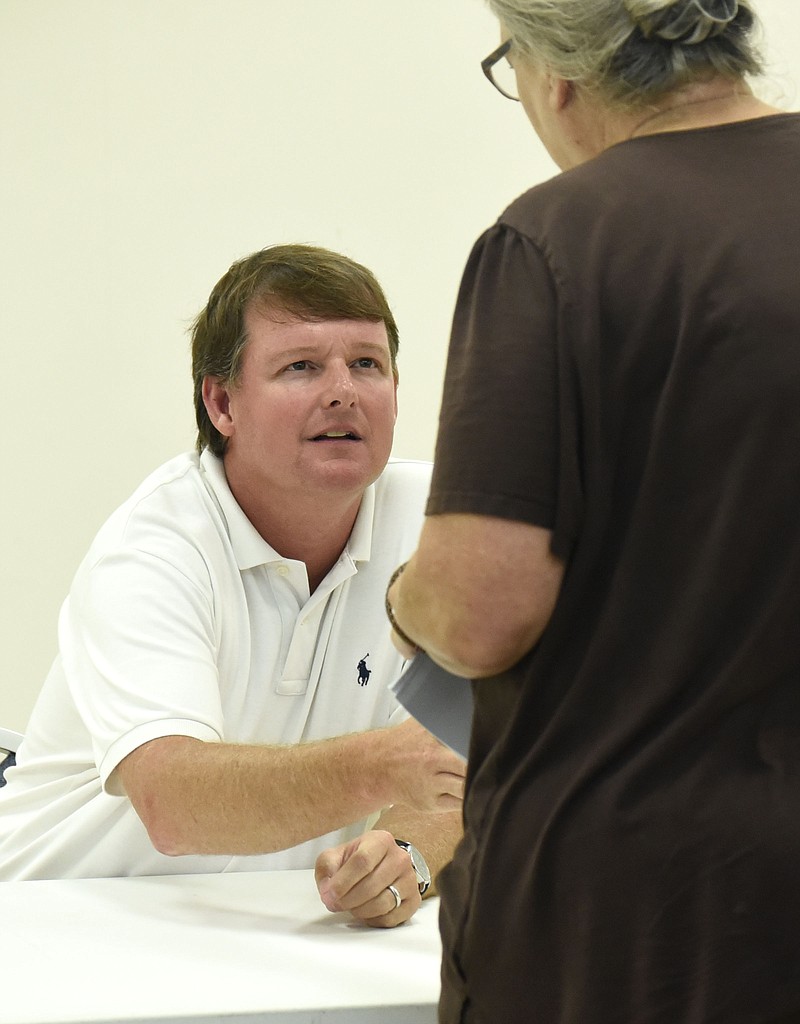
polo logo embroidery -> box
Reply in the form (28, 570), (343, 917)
(357, 654), (371, 687)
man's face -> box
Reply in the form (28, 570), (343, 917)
(218, 305), (398, 505)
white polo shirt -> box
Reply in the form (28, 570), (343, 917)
(0, 451), (431, 880)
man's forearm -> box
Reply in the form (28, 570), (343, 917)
(117, 717), (463, 858)
(117, 730), (400, 857)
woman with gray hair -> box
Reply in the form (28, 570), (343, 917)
(387, 1), (800, 1021)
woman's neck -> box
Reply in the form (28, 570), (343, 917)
(626, 79), (781, 139)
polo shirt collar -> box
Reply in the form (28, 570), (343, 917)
(347, 482), (374, 563)
(199, 448), (376, 571)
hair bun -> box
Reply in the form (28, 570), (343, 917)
(628, 0), (739, 45)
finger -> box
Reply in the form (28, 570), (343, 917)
(353, 885), (422, 928)
(314, 846), (347, 885)
(440, 767), (467, 787)
(434, 792), (465, 811)
(423, 771), (465, 811)
(318, 833), (396, 909)
(436, 749), (468, 772)
(316, 840), (361, 911)
(326, 846), (410, 912)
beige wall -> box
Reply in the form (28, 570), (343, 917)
(1, 0), (798, 732)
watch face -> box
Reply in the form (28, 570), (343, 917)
(397, 840), (431, 892)
(409, 847), (431, 885)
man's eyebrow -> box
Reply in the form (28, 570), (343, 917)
(349, 342), (391, 356)
(272, 341), (390, 362)
(273, 349), (314, 361)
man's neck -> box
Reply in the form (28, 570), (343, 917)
(263, 503), (361, 594)
(225, 469), (363, 593)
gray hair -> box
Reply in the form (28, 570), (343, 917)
(486, 0), (763, 107)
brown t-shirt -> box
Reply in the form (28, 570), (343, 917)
(430, 114), (800, 1024)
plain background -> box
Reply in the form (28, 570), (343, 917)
(2, 0), (799, 732)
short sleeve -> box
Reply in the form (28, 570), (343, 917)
(427, 223), (559, 529)
(60, 546), (224, 790)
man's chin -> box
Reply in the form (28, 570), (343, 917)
(306, 454), (379, 490)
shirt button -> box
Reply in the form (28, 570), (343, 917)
(277, 565), (290, 577)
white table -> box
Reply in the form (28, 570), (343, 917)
(2, 869), (442, 1024)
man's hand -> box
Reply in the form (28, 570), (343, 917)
(315, 830), (421, 928)
(387, 718), (465, 812)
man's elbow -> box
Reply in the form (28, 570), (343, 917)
(440, 616), (546, 679)
(134, 793), (196, 857)
(147, 824), (194, 858)
(116, 737), (205, 857)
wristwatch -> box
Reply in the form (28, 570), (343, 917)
(395, 839), (431, 895)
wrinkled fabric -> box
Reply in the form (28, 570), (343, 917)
(431, 114), (800, 1024)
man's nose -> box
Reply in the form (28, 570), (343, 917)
(325, 365), (357, 407)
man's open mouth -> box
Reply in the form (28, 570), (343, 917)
(311, 431), (361, 441)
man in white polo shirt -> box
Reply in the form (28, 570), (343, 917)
(0, 244), (464, 927)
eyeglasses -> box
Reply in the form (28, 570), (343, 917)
(481, 39), (519, 102)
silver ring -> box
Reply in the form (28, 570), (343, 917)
(387, 884), (402, 910)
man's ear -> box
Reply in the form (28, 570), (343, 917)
(202, 376), (235, 439)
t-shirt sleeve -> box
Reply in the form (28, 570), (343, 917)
(60, 546), (224, 792)
(427, 222), (559, 530)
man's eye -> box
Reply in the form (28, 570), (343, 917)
(287, 360), (309, 371)
(353, 358), (378, 369)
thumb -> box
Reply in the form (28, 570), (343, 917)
(314, 844), (346, 887)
